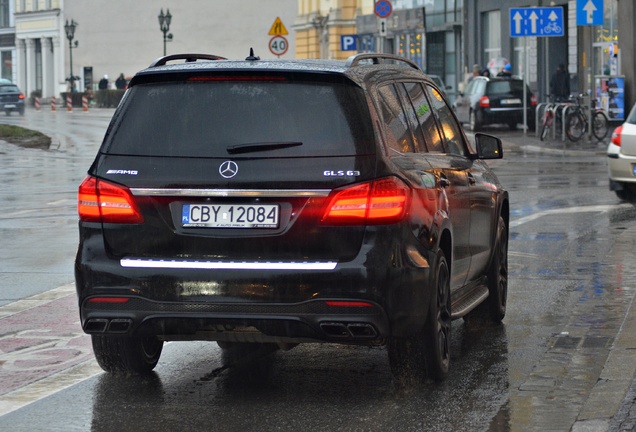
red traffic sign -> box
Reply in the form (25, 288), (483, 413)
(374, 0), (393, 18)
(269, 35), (288, 57)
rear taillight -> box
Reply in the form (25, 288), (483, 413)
(321, 177), (409, 225)
(530, 94), (538, 106)
(611, 125), (623, 146)
(78, 176), (143, 223)
(479, 96), (490, 108)
(18, 93), (24, 100)
(87, 297), (130, 303)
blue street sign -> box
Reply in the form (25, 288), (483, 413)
(340, 35), (357, 51)
(577, 0), (603, 26)
(510, 7), (564, 37)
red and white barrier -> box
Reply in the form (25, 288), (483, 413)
(66, 95), (72, 112)
(82, 95), (88, 112)
(35, 97), (40, 111)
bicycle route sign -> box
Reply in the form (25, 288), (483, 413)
(510, 7), (564, 37)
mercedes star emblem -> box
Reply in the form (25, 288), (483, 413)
(219, 160), (239, 179)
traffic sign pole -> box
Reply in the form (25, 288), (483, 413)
(374, 1), (392, 53)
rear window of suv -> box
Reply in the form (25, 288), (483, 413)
(103, 77), (374, 158)
(487, 80), (525, 95)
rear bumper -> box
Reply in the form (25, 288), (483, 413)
(482, 107), (535, 125)
(608, 152), (636, 183)
(75, 226), (435, 343)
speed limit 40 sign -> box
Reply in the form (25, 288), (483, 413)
(269, 35), (288, 57)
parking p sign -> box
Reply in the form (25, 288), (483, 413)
(340, 35), (357, 51)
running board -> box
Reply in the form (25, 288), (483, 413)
(451, 286), (489, 319)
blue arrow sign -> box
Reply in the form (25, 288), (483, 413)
(577, 0), (603, 26)
(510, 7), (564, 37)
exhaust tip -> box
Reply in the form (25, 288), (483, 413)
(84, 318), (109, 333)
(320, 322), (378, 339)
(320, 322), (349, 337)
(108, 319), (132, 333)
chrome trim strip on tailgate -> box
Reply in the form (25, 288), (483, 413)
(130, 188), (331, 197)
(121, 258), (337, 271)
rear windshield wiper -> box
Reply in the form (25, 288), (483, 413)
(226, 141), (303, 155)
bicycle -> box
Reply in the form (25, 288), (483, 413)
(564, 94), (609, 142)
(539, 96), (565, 141)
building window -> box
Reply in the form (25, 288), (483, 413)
(1, 51), (11, 81)
(482, 10), (501, 65)
(0, 0), (8, 28)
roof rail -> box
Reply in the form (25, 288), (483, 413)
(345, 53), (420, 71)
(148, 54), (227, 68)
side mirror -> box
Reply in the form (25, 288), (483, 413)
(473, 133), (503, 160)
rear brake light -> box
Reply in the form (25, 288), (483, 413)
(325, 301), (374, 307)
(78, 176), (143, 223)
(612, 125), (623, 146)
(188, 76), (288, 82)
(530, 94), (538, 106)
(479, 96), (490, 108)
(87, 297), (130, 303)
(321, 177), (409, 225)
(18, 93), (24, 100)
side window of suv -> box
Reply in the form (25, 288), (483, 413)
(425, 85), (467, 156)
(399, 81), (444, 153)
(377, 84), (415, 153)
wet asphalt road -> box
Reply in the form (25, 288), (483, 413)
(1, 110), (635, 431)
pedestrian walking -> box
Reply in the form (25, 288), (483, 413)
(98, 75), (109, 90)
(550, 64), (570, 102)
(497, 63), (512, 78)
(115, 73), (127, 90)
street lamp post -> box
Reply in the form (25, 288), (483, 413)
(64, 19), (79, 92)
(158, 9), (173, 56)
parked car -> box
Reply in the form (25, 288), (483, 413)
(0, 79), (25, 116)
(454, 76), (536, 131)
(607, 102), (636, 201)
(75, 51), (509, 384)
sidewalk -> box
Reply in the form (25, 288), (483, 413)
(488, 123), (636, 431)
(480, 124), (614, 156)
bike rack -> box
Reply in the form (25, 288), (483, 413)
(536, 103), (549, 138)
(561, 104), (577, 141)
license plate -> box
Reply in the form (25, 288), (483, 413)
(4, 104), (15, 109)
(500, 99), (521, 105)
(181, 204), (279, 228)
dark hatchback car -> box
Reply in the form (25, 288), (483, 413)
(0, 79), (25, 116)
(454, 76), (536, 131)
(75, 52), (509, 383)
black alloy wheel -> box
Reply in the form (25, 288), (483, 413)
(388, 250), (451, 385)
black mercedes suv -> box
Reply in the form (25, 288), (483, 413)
(75, 51), (509, 383)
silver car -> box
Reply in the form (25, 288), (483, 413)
(607, 102), (636, 200)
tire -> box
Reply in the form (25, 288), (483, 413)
(485, 217), (508, 322)
(566, 112), (585, 142)
(469, 110), (481, 132)
(92, 335), (163, 374)
(388, 250), (451, 384)
(592, 111), (609, 141)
